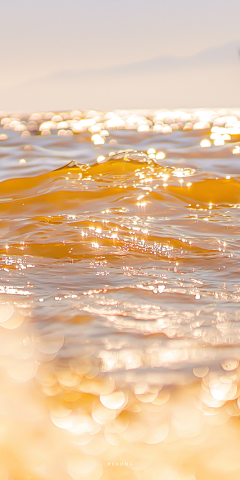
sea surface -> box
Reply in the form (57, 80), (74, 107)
(0, 109), (240, 480)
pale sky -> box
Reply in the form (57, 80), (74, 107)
(1, 0), (240, 110)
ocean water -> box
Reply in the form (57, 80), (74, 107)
(1, 109), (240, 480)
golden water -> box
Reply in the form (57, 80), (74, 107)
(1, 109), (240, 479)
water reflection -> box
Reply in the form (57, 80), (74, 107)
(0, 109), (240, 479)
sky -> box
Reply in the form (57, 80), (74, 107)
(1, 0), (240, 111)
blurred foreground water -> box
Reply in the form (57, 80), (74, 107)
(1, 109), (240, 479)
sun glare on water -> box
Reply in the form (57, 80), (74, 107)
(0, 108), (240, 479)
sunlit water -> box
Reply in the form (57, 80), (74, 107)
(1, 109), (240, 480)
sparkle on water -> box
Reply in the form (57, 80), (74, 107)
(1, 108), (240, 479)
